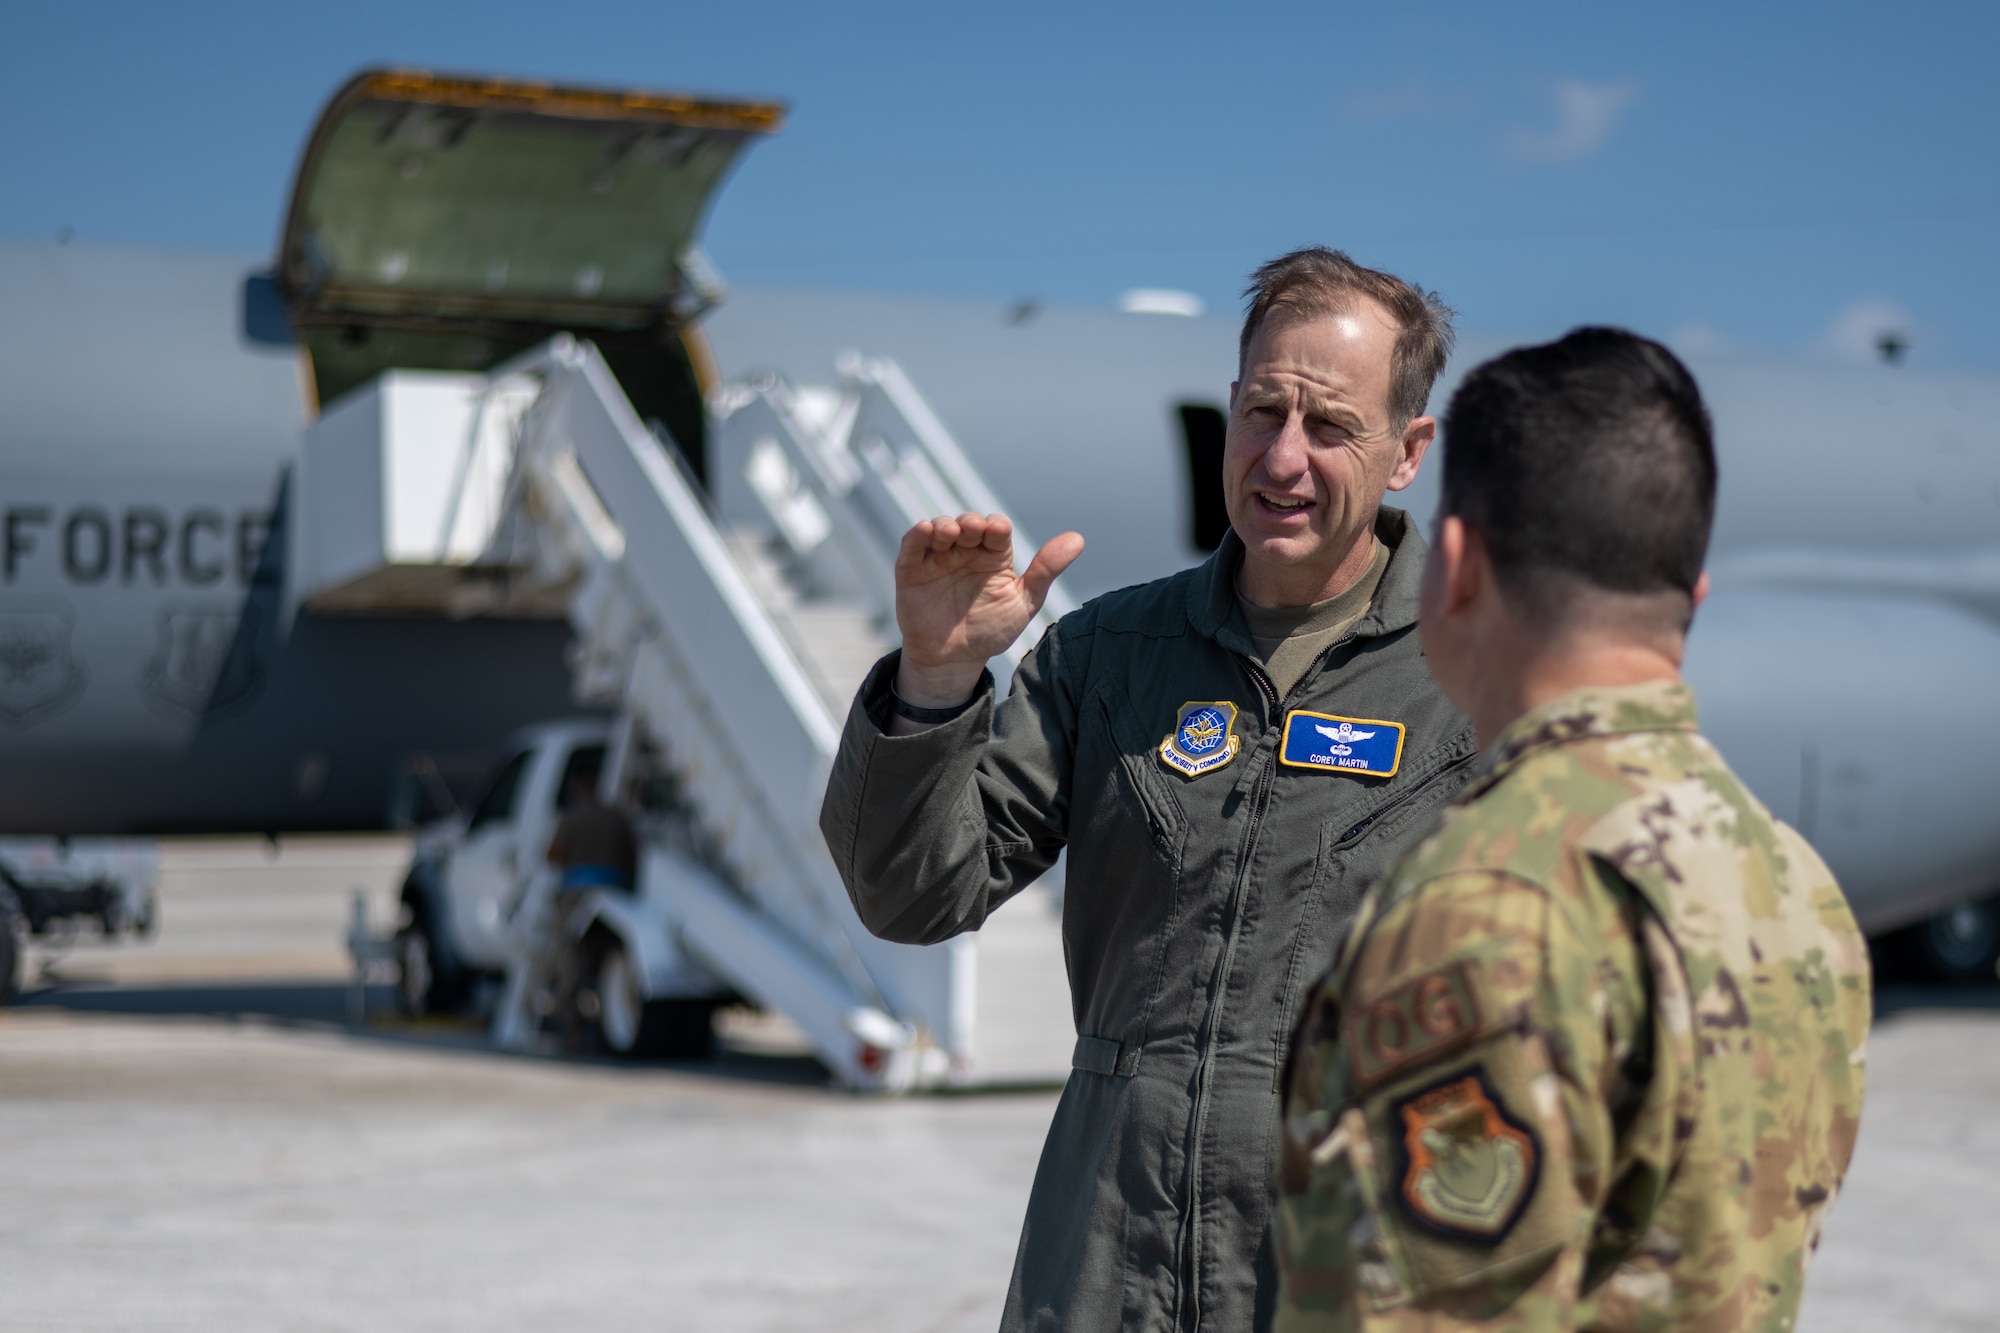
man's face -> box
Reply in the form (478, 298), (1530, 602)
(1224, 300), (1433, 598)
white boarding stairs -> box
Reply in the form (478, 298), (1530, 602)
(298, 336), (1075, 1092)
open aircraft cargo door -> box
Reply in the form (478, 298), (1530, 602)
(275, 69), (782, 481)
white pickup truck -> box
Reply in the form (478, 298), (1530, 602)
(396, 718), (734, 1058)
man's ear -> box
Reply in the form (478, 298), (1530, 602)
(1386, 416), (1436, 492)
(1691, 570), (1711, 609)
(1434, 514), (1469, 611)
(1439, 514), (1497, 617)
(1228, 380), (1239, 411)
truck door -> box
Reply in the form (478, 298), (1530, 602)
(444, 746), (534, 967)
(508, 740), (609, 888)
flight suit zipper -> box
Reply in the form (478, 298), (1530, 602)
(1176, 633), (1369, 1329)
(1172, 653), (1283, 1331)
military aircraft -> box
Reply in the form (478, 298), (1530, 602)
(1, 68), (1996, 979)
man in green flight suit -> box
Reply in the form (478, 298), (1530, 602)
(820, 248), (1477, 1331)
(1275, 328), (1872, 1331)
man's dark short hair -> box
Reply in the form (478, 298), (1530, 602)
(1441, 327), (1716, 620)
(1239, 246), (1456, 428)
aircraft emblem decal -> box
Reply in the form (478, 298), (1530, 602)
(1280, 710), (1405, 778)
(1159, 701), (1241, 778)
(143, 607), (257, 719)
(0, 601), (88, 731)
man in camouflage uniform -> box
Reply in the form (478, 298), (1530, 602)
(1275, 328), (1871, 1331)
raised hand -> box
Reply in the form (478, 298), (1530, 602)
(893, 513), (1085, 707)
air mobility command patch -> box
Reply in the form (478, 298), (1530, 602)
(1280, 710), (1405, 778)
(1390, 1070), (1540, 1243)
(1159, 701), (1241, 778)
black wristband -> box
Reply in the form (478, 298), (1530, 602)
(889, 679), (980, 725)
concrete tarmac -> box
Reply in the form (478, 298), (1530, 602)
(1, 837), (1996, 1331)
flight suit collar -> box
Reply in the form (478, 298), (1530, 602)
(1186, 505), (1428, 655)
(1473, 679), (1700, 792)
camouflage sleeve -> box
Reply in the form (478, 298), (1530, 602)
(1275, 869), (1651, 1332)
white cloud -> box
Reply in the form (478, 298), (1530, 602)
(1503, 79), (1643, 164)
(1118, 289), (1205, 317)
(1818, 299), (1917, 363)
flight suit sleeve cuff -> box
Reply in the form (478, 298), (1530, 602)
(856, 649), (996, 737)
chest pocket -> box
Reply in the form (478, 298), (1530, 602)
(1090, 692), (1188, 861)
(1270, 737), (1477, 1089)
(1057, 693), (1198, 1051)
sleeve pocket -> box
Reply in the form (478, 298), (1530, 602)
(1357, 1034), (1578, 1311)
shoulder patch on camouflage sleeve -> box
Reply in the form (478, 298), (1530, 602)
(1390, 1068), (1541, 1243)
(1345, 959), (1485, 1088)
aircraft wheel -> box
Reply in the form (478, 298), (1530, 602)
(590, 937), (715, 1060)
(1905, 894), (2000, 985)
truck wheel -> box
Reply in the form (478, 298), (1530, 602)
(1905, 894), (2000, 985)
(395, 914), (465, 1016)
(592, 938), (715, 1060)
(0, 916), (17, 1005)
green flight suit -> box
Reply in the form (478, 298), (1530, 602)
(1275, 681), (1872, 1332)
(820, 510), (1476, 1332)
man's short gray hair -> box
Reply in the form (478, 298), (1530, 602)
(1239, 247), (1456, 428)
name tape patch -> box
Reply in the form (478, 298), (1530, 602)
(1279, 710), (1406, 778)
(1159, 700), (1241, 778)
(1346, 959), (1483, 1088)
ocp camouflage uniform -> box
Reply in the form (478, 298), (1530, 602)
(1275, 681), (1871, 1331)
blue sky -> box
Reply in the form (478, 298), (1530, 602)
(5, 1), (1997, 367)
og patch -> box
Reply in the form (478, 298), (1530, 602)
(1159, 701), (1241, 778)
(1391, 1070), (1540, 1243)
(1279, 710), (1405, 778)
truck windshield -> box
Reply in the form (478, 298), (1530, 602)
(467, 750), (531, 831)
(555, 744), (607, 810)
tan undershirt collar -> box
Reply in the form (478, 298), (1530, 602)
(1234, 538), (1389, 700)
